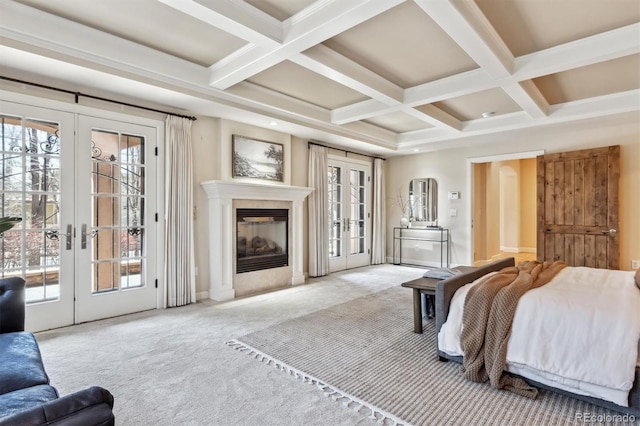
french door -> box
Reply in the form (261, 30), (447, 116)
(0, 101), (159, 331)
(75, 116), (158, 323)
(328, 157), (371, 272)
(0, 103), (75, 331)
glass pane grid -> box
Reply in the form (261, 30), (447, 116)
(91, 130), (145, 293)
(348, 169), (367, 256)
(1, 116), (62, 304)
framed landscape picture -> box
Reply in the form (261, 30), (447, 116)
(232, 135), (284, 182)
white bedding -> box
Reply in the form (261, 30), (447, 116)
(438, 266), (640, 407)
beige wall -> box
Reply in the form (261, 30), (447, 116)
(290, 137), (310, 275)
(386, 135), (640, 270)
(386, 150), (470, 265)
(192, 117), (220, 297)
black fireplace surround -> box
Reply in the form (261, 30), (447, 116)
(236, 208), (288, 273)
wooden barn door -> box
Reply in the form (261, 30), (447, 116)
(537, 146), (619, 269)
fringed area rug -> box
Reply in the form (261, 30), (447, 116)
(228, 286), (638, 426)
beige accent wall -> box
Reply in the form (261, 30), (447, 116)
(472, 159), (533, 262)
(191, 119), (311, 297)
(619, 139), (640, 271)
(387, 137), (639, 270)
(472, 163), (487, 262)
(519, 158), (537, 251)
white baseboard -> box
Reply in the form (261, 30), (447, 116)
(500, 246), (519, 253)
(196, 291), (209, 301)
(499, 247), (536, 254)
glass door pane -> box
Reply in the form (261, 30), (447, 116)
(90, 131), (145, 293)
(0, 102), (75, 332)
(1, 116), (63, 302)
(349, 169), (366, 255)
(328, 165), (342, 258)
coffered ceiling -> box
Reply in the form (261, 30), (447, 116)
(0, 0), (638, 156)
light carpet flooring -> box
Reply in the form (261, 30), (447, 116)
(234, 286), (634, 426)
(36, 264), (424, 426)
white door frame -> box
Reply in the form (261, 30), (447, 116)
(466, 150), (543, 266)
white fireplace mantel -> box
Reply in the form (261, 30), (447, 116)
(201, 180), (313, 301)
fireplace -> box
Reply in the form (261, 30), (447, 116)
(236, 208), (288, 273)
(201, 180), (312, 301)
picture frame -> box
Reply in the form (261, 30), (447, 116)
(232, 135), (284, 182)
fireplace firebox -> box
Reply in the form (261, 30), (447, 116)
(236, 208), (288, 273)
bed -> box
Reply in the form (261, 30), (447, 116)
(435, 257), (640, 417)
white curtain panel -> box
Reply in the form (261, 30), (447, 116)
(308, 145), (329, 277)
(371, 158), (386, 264)
(164, 116), (196, 307)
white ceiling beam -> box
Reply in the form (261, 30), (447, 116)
(206, 0), (404, 90)
(513, 23), (640, 81)
(501, 80), (549, 119)
(405, 105), (463, 130)
(283, 0), (401, 45)
(332, 99), (399, 124)
(291, 45), (404, 104)
(225, 81), (331, 122)
(547, 89), (640, 119)
(403, 69), (495, 105)
(157, 0), (282, 45)
(331, 97), (462, 130)
(399, 89), (640, 145)
(413, 0), (513, 79)
(333, 69), (494, 124)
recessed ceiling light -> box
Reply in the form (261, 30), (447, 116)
(269, 120), (278, 126)
(413, 148), (420, 152)
(481, 111), (495, 118)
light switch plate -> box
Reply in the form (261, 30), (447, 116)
(450, 209), (457, 217)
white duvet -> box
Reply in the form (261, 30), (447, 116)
(438, 266), (640, 407)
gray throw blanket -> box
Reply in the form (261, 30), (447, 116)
(460, 260), (566, 398)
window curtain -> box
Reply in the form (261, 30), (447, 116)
(308, 144), (329, 277)
(371, 158), (386, 264)
(164, 116), (196, 307)
(427, 178), (437, 222)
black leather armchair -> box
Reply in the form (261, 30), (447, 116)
(0, 277), (115, 425)
(0, 276), (26, 333)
